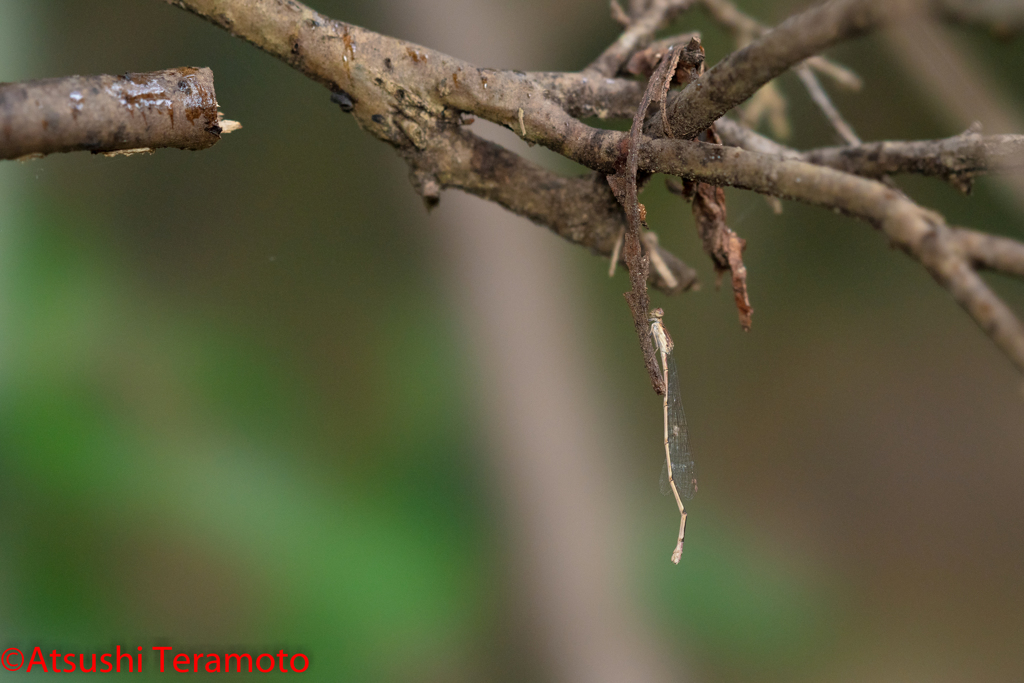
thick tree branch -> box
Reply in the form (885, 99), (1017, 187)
(656, 0), (889, 140)
(695, 0), (863, 89)
(803, 132), (1024, 180)
(695, 0), (863, 143)
(0, 67), (233, 160)
(403, 123), (697, 293)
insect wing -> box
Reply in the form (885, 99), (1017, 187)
(659, 352), (697, 499)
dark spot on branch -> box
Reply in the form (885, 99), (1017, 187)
(331, 90), (354, 111)
(371, 114), (385, 124)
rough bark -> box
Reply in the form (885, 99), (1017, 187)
(0, 67), (230, 159)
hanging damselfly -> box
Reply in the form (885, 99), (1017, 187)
(648, 308), (697, 564)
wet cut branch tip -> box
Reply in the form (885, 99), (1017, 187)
(0, 67), (232, 161)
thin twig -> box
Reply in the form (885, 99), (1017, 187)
(607, 47), (685, 394)
(806, 55), (862, 90)
(952, 227), (1024, 278)
(795, 64), (861, 145)
(586, 0), (695, 77)
(717, 118), (1024, 185)
(643, 231), (680, 290)
(609, 226), (625, 276)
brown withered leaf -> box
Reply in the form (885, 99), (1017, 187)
(689, 179), (754, 331)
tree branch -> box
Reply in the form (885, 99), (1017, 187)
(402, 122), (698, 293)
(937, 0), (1024, 35)
(160, 0), (1024, 375)
(634, 136), (1024, 372)
(586, 0), (695, 77)
(0, 67), (234, 160)
(160, 0), (701, 293)
(951, 227), (1024, 278)
(717, 118), (1024, 186)
(656, 0), (890, 140)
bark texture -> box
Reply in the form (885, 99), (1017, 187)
(0, 67), (225, 160)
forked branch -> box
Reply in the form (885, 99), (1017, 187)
(157, 0), (1024, 376)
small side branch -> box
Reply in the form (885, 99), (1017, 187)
(795, 64), (860, 145)
(951, 227), (1024, 278)
(938, 0), (1024, 35)
(586, 0), (695, 77)
(802, 131), (1024, 183)
(0, 67), (236, 160)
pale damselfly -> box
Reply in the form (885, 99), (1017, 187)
(649, 308), (696, 564)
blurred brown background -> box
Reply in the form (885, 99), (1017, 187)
(1, 1), (1023, 681)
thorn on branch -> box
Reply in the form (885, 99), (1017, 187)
(410, 170), (442, 209)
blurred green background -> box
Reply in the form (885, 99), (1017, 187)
(1, 1), (1023, 681)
